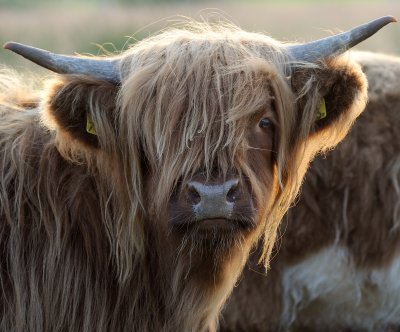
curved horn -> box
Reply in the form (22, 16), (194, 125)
(3, 42), (120, 83)
(288, 16), (397, 62)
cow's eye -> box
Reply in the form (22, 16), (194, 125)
(259, 118), (272, 129)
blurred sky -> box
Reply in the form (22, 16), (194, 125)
(0, 0), (399, 74)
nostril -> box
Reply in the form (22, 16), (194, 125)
(187, 184), (201, 205)
(226, 182), (241, 203)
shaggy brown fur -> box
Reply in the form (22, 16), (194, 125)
(0, 23), (367, 331)
(222, 52), (400, 331)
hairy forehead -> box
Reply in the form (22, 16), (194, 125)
(116, 25), (293, 173)
(125, 23), (283, 54)
(119, 24), (290, 87)
(119, 56), (278, 131)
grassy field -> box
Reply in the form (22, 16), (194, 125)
(0, 1), (399, 74)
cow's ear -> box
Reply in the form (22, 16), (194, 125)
(292, 56), (367, 149)
(42, 75), (118, 152)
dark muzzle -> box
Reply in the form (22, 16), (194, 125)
(187, 179), (240, 220)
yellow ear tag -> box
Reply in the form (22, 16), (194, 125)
(86, 113), (97, 135)
(316, 98), (327, 120)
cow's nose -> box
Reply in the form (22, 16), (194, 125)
(186, 179), (240, 220)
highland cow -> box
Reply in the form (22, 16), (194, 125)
(0, 17), (395, 332)
(222, 52), (400, 332)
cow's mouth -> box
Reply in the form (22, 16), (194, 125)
(198, 218), (235, 230)
(168, 214), (257, 257)
(170, 214), (256, 235)
(196, 217), (255, 231)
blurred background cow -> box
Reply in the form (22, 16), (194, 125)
(221, 51), (400, 331)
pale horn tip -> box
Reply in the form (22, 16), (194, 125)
(3, 41), (16, 50)
(385, 15), (397, 23)
(3, 42), (30, 56)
